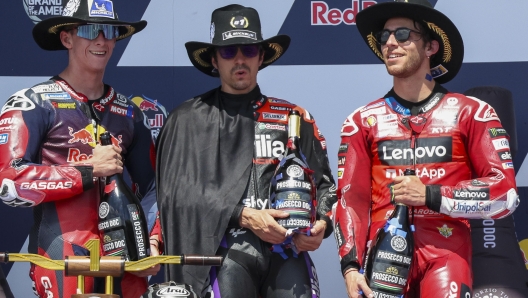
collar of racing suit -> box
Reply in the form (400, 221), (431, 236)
(386, 83), (448, 115)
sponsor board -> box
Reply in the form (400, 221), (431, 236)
(311, 0), (377, 25)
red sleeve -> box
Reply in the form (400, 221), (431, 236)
(435, 95), (518, 218)
(334, 107), (372, 272)
(0, 88), (90, 207)
(149, 212), (164, 254)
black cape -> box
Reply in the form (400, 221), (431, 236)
(156, 87), (259, 292)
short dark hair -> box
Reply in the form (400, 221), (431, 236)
(413, 20), (434, 46)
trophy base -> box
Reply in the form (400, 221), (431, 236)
(71, 295), (119, 298)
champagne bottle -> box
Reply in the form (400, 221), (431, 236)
(97, 131), (149, 261)
(269, 110), (316, 232)
(363, 169), (415, 298)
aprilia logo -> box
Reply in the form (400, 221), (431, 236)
(254, 134), (284, 158)
(378, 137), (452, 166)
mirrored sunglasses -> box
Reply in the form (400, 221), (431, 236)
(217, 45), (260, 59)
(76, 24), (121, 40)
(376, 28), (422, 45)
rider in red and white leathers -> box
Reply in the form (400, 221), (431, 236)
(0, 77), (156, 298)
(334, 84), (519, 297)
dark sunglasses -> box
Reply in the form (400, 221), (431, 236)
(75, 24), (121, 40)
(376, 28), (422, 45)
(217, 45), (260, 59)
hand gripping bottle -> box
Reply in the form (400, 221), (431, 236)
(97, 131), (149, 261)
(363, 169), (416, 298)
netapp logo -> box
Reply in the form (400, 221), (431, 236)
(454, 189), (490, 201)
(378, 137), (452, 166)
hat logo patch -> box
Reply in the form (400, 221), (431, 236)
(62, 0), (80, 17)
(230, 16), (249, 29)
(89, 0), (114, 19)
(222, 30), (257, 41)
(210, 22), (215, 43)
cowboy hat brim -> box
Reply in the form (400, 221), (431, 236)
(32, 16), (147, 51)
(185, 34), (291, 77)
(356, 2), (464, 84)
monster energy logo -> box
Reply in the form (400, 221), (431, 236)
(488, 127), (508, 138)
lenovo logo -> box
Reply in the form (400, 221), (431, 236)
(378, 137), (452, 166)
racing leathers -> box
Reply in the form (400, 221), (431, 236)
(209, 89), (336, 298)
(0, 77), (156, 298)
(334, 84), (519, 298)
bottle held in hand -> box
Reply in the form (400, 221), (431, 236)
(269, 110), (316, 233)
(97, 131), (149, 261)
(363, 169), (415, 297)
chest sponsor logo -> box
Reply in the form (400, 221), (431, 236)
(0, 118), (14, 126)
(386, 167), (446, 179)
(433, 109), (458, 124)
(42, 93), (71, 100)
(32, 84), (62, 93)
(430, 127), (453, 134)
(2, 92), (36, 115)
(254, 134), (284, 158)
(270, 105), (292, 111)
(360, 101), (385, 112)
(488, 127), (508, 138)
(110, 105), (134, 118)
(491, 138), (509, 151)
(498, 150), (512, 161)
(258, 122), (286, 131)
(268, 98), (289, 104)
(360, 106), (386, 118)
(52, 102), (76, 109)
(337, 168), (344, 179)
(262, 112), (287, 121)
(67, 148), (93, 162)
(68, 127), (95, 145)
(378, 137), (453, 166)
(446, 97), (459, 106)
(454, 188), (490, 200)
(0, 133), (8, 145)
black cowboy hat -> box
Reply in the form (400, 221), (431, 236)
(185, 4), (291, 77)
(32, 0), (147, 51)
(356, 0), (464, 84)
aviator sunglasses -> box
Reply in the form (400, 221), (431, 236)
(75, 24), (121, 40)
(216, 44), (260, 59)
(376, 27), (422, 45)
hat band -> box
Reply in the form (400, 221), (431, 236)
(49, 23), (80, 34)
(263, 43), (283, 65)
(426, 22), (451, 63)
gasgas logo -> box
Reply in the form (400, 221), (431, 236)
(311, 0), (377, 25)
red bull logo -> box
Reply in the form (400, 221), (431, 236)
(68, 127), (95, 145)
(131, 95), (158, 111)
(311, 0), (377, 25)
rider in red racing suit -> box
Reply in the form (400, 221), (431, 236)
(0, 77), (156, 298)
(334, 84), (519, 297)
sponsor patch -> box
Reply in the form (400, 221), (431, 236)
(431, 64), (448, 78)
(503, 162), (514, 169)
(366, 115), (376, 127)
(337, 168), (344, 179)
(268, 98), (290, 104)
(0, 133), (8, 144)
(338, 143), (348, 154)
(89, 0), (115, 19)
(222, 30), (257, 40)
(471, 98), (500, 122)
(437, 224), (453, 238)
(32, 84), (62, 93)
(378, 137), (453, 166)
(471, 179), (489, 187)
(53, 102), (76, 109)
(360, 106), (386, 118)
(334, 223), (344, 248)
(446, 97), (458, 106)
(262, 112), (287, 121)
(360, 101), (385, 112)
(337, 156), (346, 166)
(454, 188), (490, 200)
(498, 150), (512, 161)
(492, 138), (510, 151)
(488, 127), (508, 138)
(270, 105), (292, 111)
(42, 93), (71, 100)
(230, 15), (249, 28)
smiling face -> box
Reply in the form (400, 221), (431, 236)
(211, 46), (264, 95)
(381, 17), (436, 80)
(60, 27), (116, 74)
